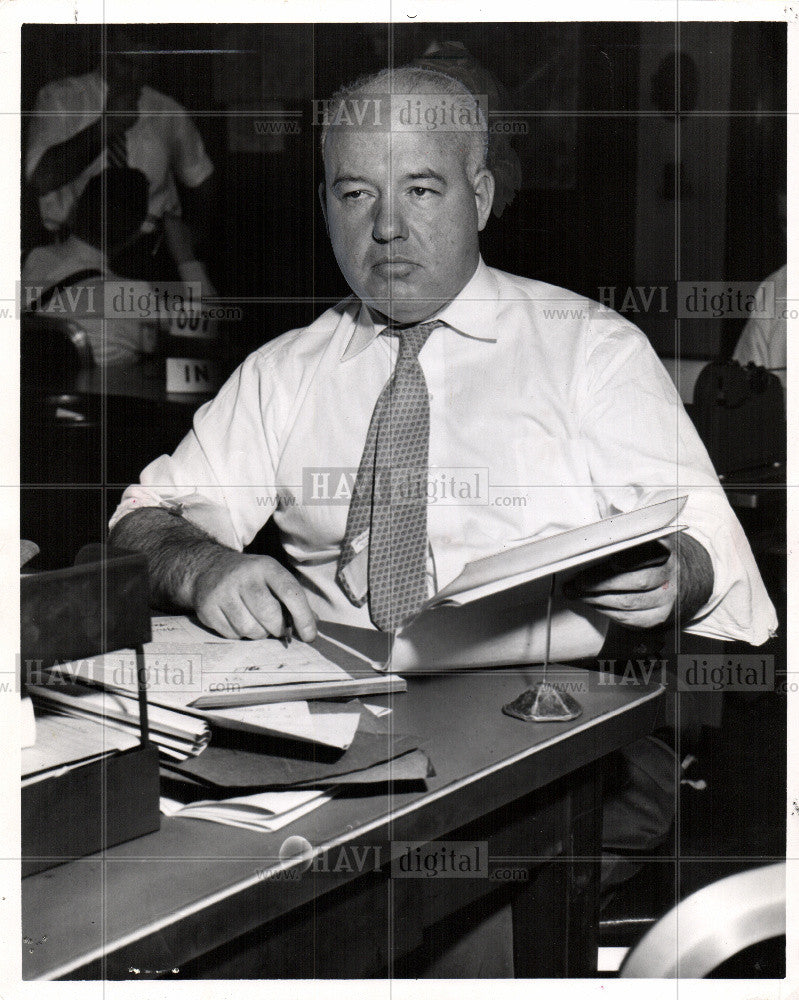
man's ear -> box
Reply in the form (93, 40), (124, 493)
(474, 168), (495, 232)
(318, 181), (329, 236)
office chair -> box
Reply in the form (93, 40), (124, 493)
(619, 862), (785, 977)
(21, 310), (95, 383)
(21, 311), (101, 563)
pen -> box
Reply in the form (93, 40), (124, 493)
(279, 622), (293, 649)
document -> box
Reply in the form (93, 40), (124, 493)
(52, 616), (404, 714)
(21, 712), (139, 781)
(160, 701), (418, 789)
(201, 701), (361, 750)
(415, 496), (687, 613)
(387, 497), (687, 672)
(27, 681), (211, 760)
(20, 696), (36, 748)
(159, 788), (335, 832)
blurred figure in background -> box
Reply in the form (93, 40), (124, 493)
(733, 191), (787, 389)
(22, 168), (163, 366)
(733, 263), (787, 389)
(25, 25), (216, 300)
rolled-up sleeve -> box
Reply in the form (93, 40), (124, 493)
(169, 103), (214, 189)
(578, 315), (777, 646)
(109, 348), (283, 549)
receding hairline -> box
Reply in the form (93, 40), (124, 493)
(319, 66), (489, 175)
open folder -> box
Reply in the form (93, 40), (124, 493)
(385, 496), (687, 672)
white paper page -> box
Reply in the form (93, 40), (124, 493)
(160, 788), (323, 817)
(21, 712), (139, 777)
(161, 789), (334, 832)
(428, 523), (684, 611)
(20, 697), (36, 748)
(192, 788), (327, 815)
(201, 702), (361, 750)
(419, 496), (686, 611)
(44, 713), (198, 760)
(363, 704), (393, 718)
(27, 683), (210, 742)
(58, 634), (354, 712)
(388, 592), (607, 673)
(173, 639), (352, 687)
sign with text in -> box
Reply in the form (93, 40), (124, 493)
(166, 357), (221, 394)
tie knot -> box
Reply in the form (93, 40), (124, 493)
(394, 320), (444, 364)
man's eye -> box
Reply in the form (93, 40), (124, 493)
(410, 186), (433, 197)
(342, 189), (366, 200)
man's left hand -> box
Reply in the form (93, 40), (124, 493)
(565, 538), (677, 629)
(565, 532), (714, 630)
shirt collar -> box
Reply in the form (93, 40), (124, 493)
(339, 257), (500, 362)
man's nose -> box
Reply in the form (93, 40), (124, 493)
(371, 196), (408, 243)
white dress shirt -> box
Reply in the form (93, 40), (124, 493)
(26, 72), (214, 231)
(733, 265), (787, 388)
(22, 236), (159, 366)
(111, 259), (777, 644)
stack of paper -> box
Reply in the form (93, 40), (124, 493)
(202, 701), (361, 750)
(28, 681), (210, 761)
(160, 699), (424, 790)
(21, 696), (36, 748)
(53, 615), (404, 711)
(22, 712), (140, 785)
(160, 788), (335, 832)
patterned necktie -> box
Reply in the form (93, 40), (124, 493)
(107, 131), (128, 167)
(336, 320), (444, 631)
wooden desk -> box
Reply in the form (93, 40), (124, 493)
(22, 667), (662, 980)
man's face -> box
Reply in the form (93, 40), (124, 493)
(321, 125), (494, 324)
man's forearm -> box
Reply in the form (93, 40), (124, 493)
(109, 506), (317, 641)
(108, 506), (235, 609)
(29, 118), (105, 196)
(162, 213), (197, 266)
(675, 532), (714, 622)
(179, 176), (215, 263)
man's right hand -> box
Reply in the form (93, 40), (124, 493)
(108, 507), (318, 644)
(191, 551), (318, 642)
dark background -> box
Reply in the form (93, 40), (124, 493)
(22, 22), (787, 358)
(20, 21), (787, 567)
(18, 26), (788, 967)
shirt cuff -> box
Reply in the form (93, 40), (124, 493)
(680, 521), (777, 646)
(109, 485), (242, 551)
(178, 155), (214, 190)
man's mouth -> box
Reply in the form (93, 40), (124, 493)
(371, 258), (419, 277)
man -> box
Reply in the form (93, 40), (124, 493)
(26, 26), (215, 291)
(733, 263), (787, 389)
(23, 168), (161, 366)
(107, 65), (775, 975)
(109, 66), (775, 652)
